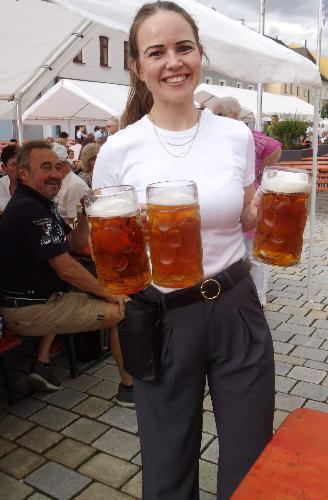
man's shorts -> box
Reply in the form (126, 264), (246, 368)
(1, 292), (109, 337)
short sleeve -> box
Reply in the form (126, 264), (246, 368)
(25, 206), (70, 262)
(243, 128), (256, 187)
(62, 182), (89, 219)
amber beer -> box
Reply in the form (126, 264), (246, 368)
(147, 180), (204, 288)
(85, 186), (151, 295)
(253, 166), (311, 267)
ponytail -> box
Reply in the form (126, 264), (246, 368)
(121, 74), (153, 129)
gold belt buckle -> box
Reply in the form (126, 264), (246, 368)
(200, 278), (221, 300)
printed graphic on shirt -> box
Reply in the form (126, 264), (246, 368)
(33, 216), (67, 246)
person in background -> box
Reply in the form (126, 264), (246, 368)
(105, 117), (119, 136)
(267, 114), (279, 138)
(45, 137), (54, 144)
(212, 97), (282, 306)
(78, 143), (99, 188)
(0, 145), (18, 214)
(76, 125), (87, 142)
(94, 126), (106, 141)
(52, 144), (89, 226)
(93, 2), (274, 498)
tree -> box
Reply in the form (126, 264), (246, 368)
(270, 117), (307, 150)
(320, 100), (328, 120)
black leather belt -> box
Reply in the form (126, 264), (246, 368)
(0, 296), (49, 308)
(152, 258), (251, 311)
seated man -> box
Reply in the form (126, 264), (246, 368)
(52, 144), (90, 225)
(0, 141), (133, 403)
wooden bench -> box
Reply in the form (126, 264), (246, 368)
(275, 161), (328, 192)
(232, 408), (328, 499)
(0, 327), (22, 404)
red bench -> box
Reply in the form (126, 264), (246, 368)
(0, 327), (22, 404)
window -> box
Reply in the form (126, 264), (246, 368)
(205, 76), (212, 85)
(99, 36), (109, 67)
(303, 89), (307, 98)
(219, 80), (226, 86)
(284, 83), (288, 93)
(290, 83), (293, 94)
(124, 41), (129, 70)
(248, 85), (254, 90)
(73, 50), (83, 64)
(237, 82), (242, 88)
(297, 86), (300, 96)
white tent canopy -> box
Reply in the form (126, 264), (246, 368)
(54, 0), (321, 88)
(195, 84), (315, 122)
(0, 0), (96, 111)
(23, 79), (130, 125)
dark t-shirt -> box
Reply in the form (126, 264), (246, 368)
(0, 184), (72, 297)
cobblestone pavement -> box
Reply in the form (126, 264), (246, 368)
(0, 193), (327, 499)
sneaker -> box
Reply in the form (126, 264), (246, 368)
(115, 383), (135, 408)
(28, 361), (62, 392)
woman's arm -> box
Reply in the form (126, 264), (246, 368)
(240, 183), (259, 232)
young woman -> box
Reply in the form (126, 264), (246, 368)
(93, 2), (274, 499)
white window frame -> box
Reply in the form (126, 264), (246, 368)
(204, 76), (213, 85)
(219, 79), (226, 86)
(248, 85), (254, 90)
(237, 82), (243, 88)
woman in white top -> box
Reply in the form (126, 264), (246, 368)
(93, 2), (274, 499)
(0, 145), (18, 214)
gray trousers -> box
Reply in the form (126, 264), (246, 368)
(134, 274), (274, 500)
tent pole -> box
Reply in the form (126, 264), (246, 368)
(15, 99), (23, 144)
(307, 0), (322, 302)
(256, 0), (265, 131)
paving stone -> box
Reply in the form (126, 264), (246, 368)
(25, 461), (92, 500)
(287, 316), (315, 327)
(272, 341), (294, 355)
(201, 438), (219, 464)
(72, 396), (112, 418)
(276, 323), (315, 337)
(87, 380), (118, 400)
(92, 428), (140, 460)
(199, 459), (217, 495)
(45, 438), (96, 468)
(199, 491), (217, 500)
(132, 452), (142, 466)
(291, 381), (328, 401)
(203, 394), (213, 412)
(79, 453), (139, 489)
(304, 359), (328, 371)
(275, 392), (305, 412)
(29, 405), (78, 431)
(0, 471), (33, 499)
(273, 410), (289, 430)
(272, 295), (305, 305)
(291, 346), (328, 362)
(275, 375), (297, 393)
(264, 311), (292, 323)
(28, 493), (51, 500)
(0, 414), (34, 440)
(62, 417), (108, 444)
(321, 340), (328, 351)
(0, 438), (17, 458)
(263, 303), (282, 311)
(288, 366), (326, 384)
(92, 364), (121, 383)
(202, 411), (217, 436)
(122, 470), (142, 499)
(314, 329), (328, 340)
(76, 482), (135, 500)
(307, 310), (328, 320)
(289, 334), (323, 349)
(274, 361), (292, 376)
(305, 400), (328, 413)
(7, 398), (46, 419)
(279, 306), (307, 317)
(62, 374), (100, 392)
(47, 388), (88, 409)
(266, 319), (283, 330)
(274, 353), (306, 366)
(17, 426), (63, 453)
(201, 432), (214, 454)
(271, 330), (294, 342)
(0, 447), (45, 479)
(313, 319), (328, 330)
(98, 406), (138, 434)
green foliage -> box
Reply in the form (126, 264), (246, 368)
(320, 100), (328, 120)
(269, 117), (307, 150)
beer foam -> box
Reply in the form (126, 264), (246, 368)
(86, 195), (138, 217)
(262, 170), (310, 194)
(148, 190), (195, 206)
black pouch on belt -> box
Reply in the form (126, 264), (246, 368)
(117, 295), (161, 383)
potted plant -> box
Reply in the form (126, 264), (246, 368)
(269, 116), (307, 150)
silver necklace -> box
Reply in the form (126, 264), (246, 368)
(148, 111), (201, 158)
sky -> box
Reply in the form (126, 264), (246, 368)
(197, 0), (328, 55)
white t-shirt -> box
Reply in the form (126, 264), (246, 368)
(56, 171), (89, 219)
(93, 111), (255, 284)
(0, 175), (11, 212)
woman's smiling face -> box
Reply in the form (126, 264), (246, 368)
(133, 10), (202, 107)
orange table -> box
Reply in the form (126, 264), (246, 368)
(232, 408), (328, 499)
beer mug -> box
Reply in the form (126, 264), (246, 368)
(85, 186), (151, 295)
(146, 180), (204, 288)
(253, 166), (311, 267)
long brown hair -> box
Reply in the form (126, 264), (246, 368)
(120, 1), (203, 129)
